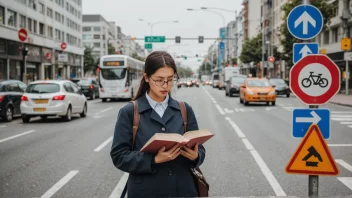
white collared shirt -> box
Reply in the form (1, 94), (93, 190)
(145, 92), (169, 118)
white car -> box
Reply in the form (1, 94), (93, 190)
(20, 80), (87, 123)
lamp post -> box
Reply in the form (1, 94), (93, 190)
(150, 20), (179, 36)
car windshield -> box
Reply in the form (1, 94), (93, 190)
(26, 83), (60, 94)
(213, 74), (219, 80)
(270, 79), (286, 86)
(247, 80), (271, 87)
(77, 79), (92, 86)
(101, 68), (127, 80)
(232, 77), (246, 84)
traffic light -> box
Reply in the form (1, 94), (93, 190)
(175, 36), (181, 43)
(22, 47), (29, 56)
(198, 36), (204, 43)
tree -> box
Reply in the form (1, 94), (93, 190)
(198, 62), (212, 75)
(132, 53), (146, 62)
(84, 46), (95, 73)
(177, 66), (193, 78)
(108, 43), (115, 55)
(240, 33), (262, 64)
(280, 0), (336, 67)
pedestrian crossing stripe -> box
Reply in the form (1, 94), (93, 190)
(286, 124), (339, 176)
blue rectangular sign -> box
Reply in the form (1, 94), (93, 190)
(220, 28), (227, 39)
(293, 43), (319, 63)
(292, 109), (330, 139)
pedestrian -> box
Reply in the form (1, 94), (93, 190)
(110, 51), (206, 198)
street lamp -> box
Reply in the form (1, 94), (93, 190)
(150, 20), (179, 36)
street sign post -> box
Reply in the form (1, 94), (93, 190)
(144, 36), (166, 43)
(286, 124), (339, 176)
(292, 109), (330, 139)
(290, 54), (341, 105)
(144, 43), (152, 49)
(61, 42), (67, 50)
(268, 56), (275, 63)
(18, 28), (28, 42)
(293, 43), (319, 64)
(287, 5), (323, 40)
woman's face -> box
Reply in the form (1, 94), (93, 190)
(145, 66), (175, 98)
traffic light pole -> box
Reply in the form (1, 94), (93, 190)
(342, 0), (351, 95)
(21, 43), (27, 83)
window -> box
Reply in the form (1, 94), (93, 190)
(66, 2), (69, 11)
(61, 15), (64, 24)
(62, 32), (65, 42)
(93, 35), (100, 39)
(47, 8), (53, 18)
(18, 0), (26, 4)
(20, 15), (26, 28)
(5, 83), (21, 92)
(64, 83), (74, 93)
(332, 27), (339, 43)
(333, 1), (339, 17)
(83, 27), (91, 32)
(323, 30), (330, 44)
(94, 43), (101, 47)
(47, 26), (53, 38)
(27, 18), (32, 31)
(71, 83), (81, 94)
(17, 82), (27, 92)
(39, 23), (45, 35)
(55, 12), (60, 22)
(28, 0), (36, 10)
(33, 20), (37, 33)
(78, 11), (80, 19)
(27, 83), (60, 93)
(7, 9), (16, 27)
(55, 29), (60, 40)
(94, 27), (100, 31)
(39, 3), (44, 14)
(0, 6), (4, 25)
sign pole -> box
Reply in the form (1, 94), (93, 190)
(309, 103), (319, 197)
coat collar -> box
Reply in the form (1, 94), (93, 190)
(137, 93), (180, 113)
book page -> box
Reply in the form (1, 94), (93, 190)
(184, 129), (212, 140)
(140, 133), (185, 152)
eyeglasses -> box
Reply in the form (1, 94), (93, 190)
(150, 76), (179, 87)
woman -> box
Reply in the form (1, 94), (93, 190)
(110, 51), (206, 198)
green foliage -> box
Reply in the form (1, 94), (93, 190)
(131, 53), (146, 62)
(84, 46), (95, 73)
(198, 62), (212, 75)
(108, 43), (115, 55)
(177, 66), (193, 78)
(280, 0), (336, 67)
(240, 33), (262, 64)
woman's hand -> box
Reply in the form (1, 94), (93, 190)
(181, 143), (199, 161)
(154, 144), (181, 164)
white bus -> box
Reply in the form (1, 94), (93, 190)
(99, 55), (144, 102)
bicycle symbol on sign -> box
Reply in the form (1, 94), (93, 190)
(301, 72), (329, 88)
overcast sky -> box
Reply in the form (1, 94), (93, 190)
(82, 0), (243, 71)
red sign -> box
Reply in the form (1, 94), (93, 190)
(45, 52), (52, 60)
(61, 42), (67, 50)
(268, 56), (275, 63)
(18, 28), (28, 42)
(290, 54), (340, 105)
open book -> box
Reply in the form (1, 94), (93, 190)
(140, 129), (214, 153)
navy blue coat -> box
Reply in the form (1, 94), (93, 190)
(110, 94), (206, 198)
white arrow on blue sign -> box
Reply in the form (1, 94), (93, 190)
(293, 43), (319, 64)
(287, 5), (323, 40)
(292, 109), (330, 139)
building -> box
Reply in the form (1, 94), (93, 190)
(0, 0), (84, 82)
(225, 21), (236, 65)
(207, 40), (218, 72)
(82, 14), (115, 60)
(243, 0), (261, 40)
(235, 9), (245, 67)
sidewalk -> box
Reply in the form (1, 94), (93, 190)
(329, 94), (352, 107)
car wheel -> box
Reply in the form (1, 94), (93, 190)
(225, 91), (228, 96)
(239, 97), (243, 103)
(266, 102), (270, 106)
(62, 106), (72, 122)
(286, 93), (290, 98)
(102, 98), (107, 102)
(4, 106), (13, 122)
(22, 115), (30, 123)
(90, 92), (95, 100)
(244, 97), (249, 106)
(80, 103), (87, 117)
(272, 101), (276, 106)
(40, 116), (47, 120)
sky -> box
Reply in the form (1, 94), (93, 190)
(82, 0), (244, 71)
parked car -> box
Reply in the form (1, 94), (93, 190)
(20, 80), (87, 123)
(239, 78), (276, 106)
(225, 75), (246, 97)
(0, 80), (27, 122)
(70, 78), (99, 100)
(269, 78), (290, 98)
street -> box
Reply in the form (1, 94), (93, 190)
(0, 86), (352, 198)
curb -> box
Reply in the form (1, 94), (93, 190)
(291, 94), (352, 107)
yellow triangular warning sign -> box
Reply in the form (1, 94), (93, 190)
(286, 124), (339, 176)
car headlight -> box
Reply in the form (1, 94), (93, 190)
(269, 91), (275, 95)
(285, 85), (289, 89)
(247, 91), (254, 95)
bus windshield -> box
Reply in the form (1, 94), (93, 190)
(101, 68), (127, 80)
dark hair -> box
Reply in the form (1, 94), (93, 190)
(133, 51), (178, 100)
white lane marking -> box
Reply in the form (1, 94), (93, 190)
(250, 150), (286, 196)
(331, 115), (352, 118)
(109, 173), (129, 198)
(332, 118), (352, 121)
(336, 159), (352, 172)
(0, 125), (6, 128)
(225, 117), (246, 138)
(337, 178), (352, 191)
(242, 138), (254, 150)
(40, 170), (78, 198)
(225, 117), (286, 196)
(349, 125), (352, 129)
(215, 104), (225, 115)
(93, 115), (104, 119)
(0, 130), (36, 144)
(99, 107), (113, 114)
(224, 108), (234, 114)
(265, 107), (277, 111)
(329, 144), (352, 147)
(94, 136), (113, 152)
(341, 122), (352, 125)
(332, 111), (352, 114)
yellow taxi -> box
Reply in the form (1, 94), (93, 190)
(239, 78), (276, 106)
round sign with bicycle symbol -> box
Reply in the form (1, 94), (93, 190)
(290, 54), (340, 105)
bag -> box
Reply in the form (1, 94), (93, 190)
(121, 101), (209, 198)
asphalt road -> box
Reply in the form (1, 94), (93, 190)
(0, 86), (351, 198)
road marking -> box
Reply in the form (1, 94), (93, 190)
(215, 104), (225, 115)
(349, 125), (352, 129)
(341, 122), (352, 125)
(93, 115), (104, 119)
(40, 170), (78, 198)
(94, 136), (113, 152)
(332, 118), (352, 121)
(99, 107), (113, 114)
(265, 107), (277, 111)
(331, 115), (352, 118)
(336, 159), (352, 172)
(224, 108), (234, 114)
(329, 144), (352, 147)
(109, 173), (129, 198)
(225, 117), (286, 196)
(0, 130), (36, 144)
(331, 111), (352, 114)
(225, 117), (246, 138)
(0, 125), (6, 128)
(337, 178), (352, 191)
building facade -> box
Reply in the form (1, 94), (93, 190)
(0, 0), (84, 82)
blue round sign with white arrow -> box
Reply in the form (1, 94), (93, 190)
(287, 5), (323, 40)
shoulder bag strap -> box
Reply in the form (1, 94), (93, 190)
(177, 101), (187, 132)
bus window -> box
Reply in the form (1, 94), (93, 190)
(101, 68), (127, 80)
